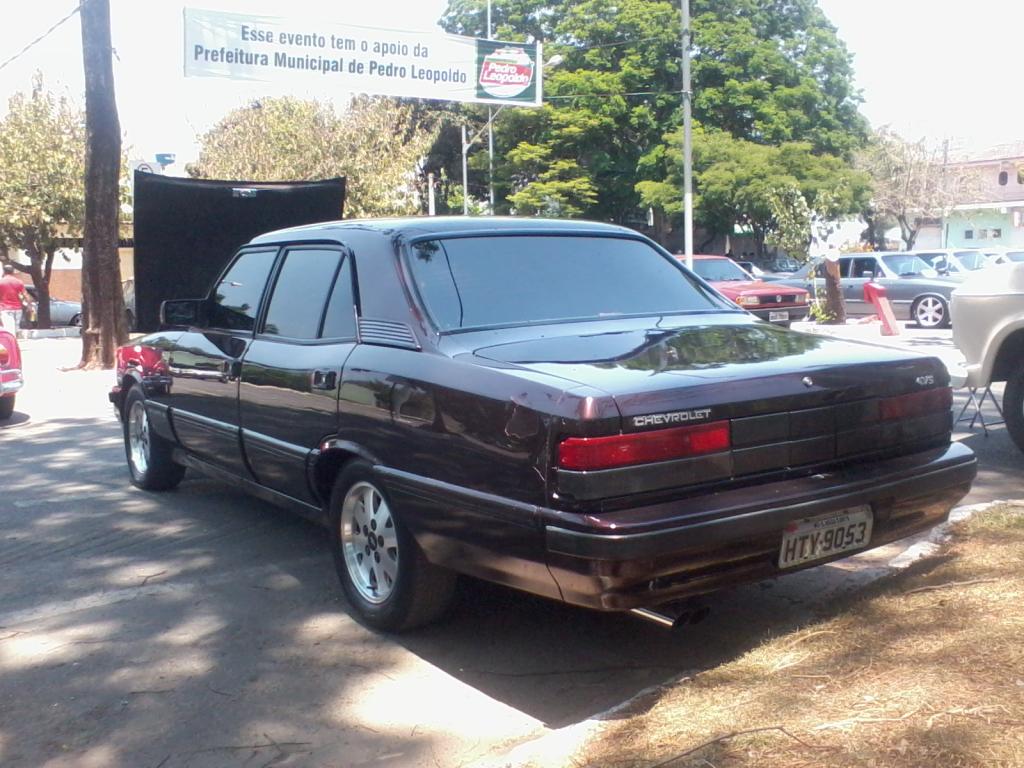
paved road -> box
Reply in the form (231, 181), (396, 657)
(0, 335), (1019, 768)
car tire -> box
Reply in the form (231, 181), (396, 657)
(0, 396), (14, 421)
(329, 460), (456, 632)
(123, 386), (185, 491)
(1004, 365), (1024, 454)
(69, 314), (81, 327)
(912, 295), (949, 329)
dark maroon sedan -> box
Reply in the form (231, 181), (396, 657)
(109, 218), (976, 630)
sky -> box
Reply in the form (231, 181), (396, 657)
(1, 0), (1022, 170)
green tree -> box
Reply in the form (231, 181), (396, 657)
(439, 0), (867, 229)
(767, 184), (848, 322)
(855, 127), (978, 250)
(638, 127), (869, 254)
(189, 96), (439, 218)
(0, 75), (85, 329)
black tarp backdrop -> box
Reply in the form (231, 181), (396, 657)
(132, 173), (346, 332)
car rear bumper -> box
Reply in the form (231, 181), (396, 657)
(542, 441), (976, 610)
(380, 442), (976, 614)
(1, 369), (23, 395)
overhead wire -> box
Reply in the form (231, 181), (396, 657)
(0, 2), (85, 73)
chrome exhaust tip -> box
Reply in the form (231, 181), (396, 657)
(629, 607), (691, 629)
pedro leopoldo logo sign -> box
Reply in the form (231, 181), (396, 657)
(478, 46), (535, 97)
(476, 40), (538, 103)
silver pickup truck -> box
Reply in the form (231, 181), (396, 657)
(952, 262), (1024, 452)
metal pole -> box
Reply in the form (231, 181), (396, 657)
(461, 124), (470, 216)
(487, 0), (495, 215)
(488, 111), (495, 214)
(428, 171), (436, 216)
(681, 0), (694, 270)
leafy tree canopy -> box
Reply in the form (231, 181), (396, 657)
(439, 0), (866, 226)
(855, 127), (978, 249)
(638, 126), (869, 251)
(189, 96), (439, 218)
(0, 74), (86, 327)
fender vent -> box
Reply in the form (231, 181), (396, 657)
(358, 319), (420, 350)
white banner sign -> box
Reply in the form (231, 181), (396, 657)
(183, 8), (543, 107)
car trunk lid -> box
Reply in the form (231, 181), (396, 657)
(470, 318), (952, 503)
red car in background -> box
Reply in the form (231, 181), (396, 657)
(684, 255), (810, 327)
(0, 329), (23, 420)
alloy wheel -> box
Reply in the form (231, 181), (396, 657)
(340, 481), (399, 604)
(127, 399), (150, 475)
(915, 297), (945, 328)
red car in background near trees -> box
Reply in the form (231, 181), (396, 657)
(0, 329), (23, 420)
(684, 255), (810, 327)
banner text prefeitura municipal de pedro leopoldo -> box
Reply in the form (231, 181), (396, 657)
(184, 8), (543, 107)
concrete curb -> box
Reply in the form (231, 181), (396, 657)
(470, 499), (1021, 768)
(18, 327), (81, 339)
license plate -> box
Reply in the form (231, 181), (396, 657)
(778, 505), (873, 569)
(769, 310), (789, 322)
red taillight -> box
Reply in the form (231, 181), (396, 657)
(558, 421), (731, 471)
(0, 345), (7, 367)
(879, 387), (953, 421)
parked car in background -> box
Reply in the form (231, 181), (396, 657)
(986, 249), (1024, 265)
(774, 252), (961, 328)
(763, 254), (801, 276)
(24, 286), (81, 327)
(108, 217), (975, 631)
(0, 328), (23, 420)
(686, 255), (809, 326)
(912, 249), (988, 277)
(734, 260), (765, 278)
(952, 262), (1024, 453)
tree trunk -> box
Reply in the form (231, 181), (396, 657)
(823, 258), (846, 325)
(897, 214), (918, 250)
(27, 261), (51, 329)
(80, 0), (126, 369)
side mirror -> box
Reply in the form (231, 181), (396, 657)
(160, 298), (205, 328)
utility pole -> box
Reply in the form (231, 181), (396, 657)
(461, 125), (470, 215)
(80, 0), (127, 368)
(487, 0), (495, 214)
(681, 0), (694, 270)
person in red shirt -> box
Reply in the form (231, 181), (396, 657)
(0, 264), (29, 333)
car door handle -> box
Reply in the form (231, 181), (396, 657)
(312, 370), (337, 390)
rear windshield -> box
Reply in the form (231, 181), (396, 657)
(407, 235), (732, 332)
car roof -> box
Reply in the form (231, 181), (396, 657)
(249, 216), (638, 245)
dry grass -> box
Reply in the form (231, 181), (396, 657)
(574, 504), (1024, 768)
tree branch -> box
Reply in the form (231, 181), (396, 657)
(651, 725), (830, 767)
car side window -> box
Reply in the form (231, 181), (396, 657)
(262, 248), (343, 340)
(320, 256), (357, 339)
(208, 249), (277, 332)
(820, 260), (850, 278)
(851, 257), (878, 278)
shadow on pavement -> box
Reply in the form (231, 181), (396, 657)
(1, 392), (1016, 765)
